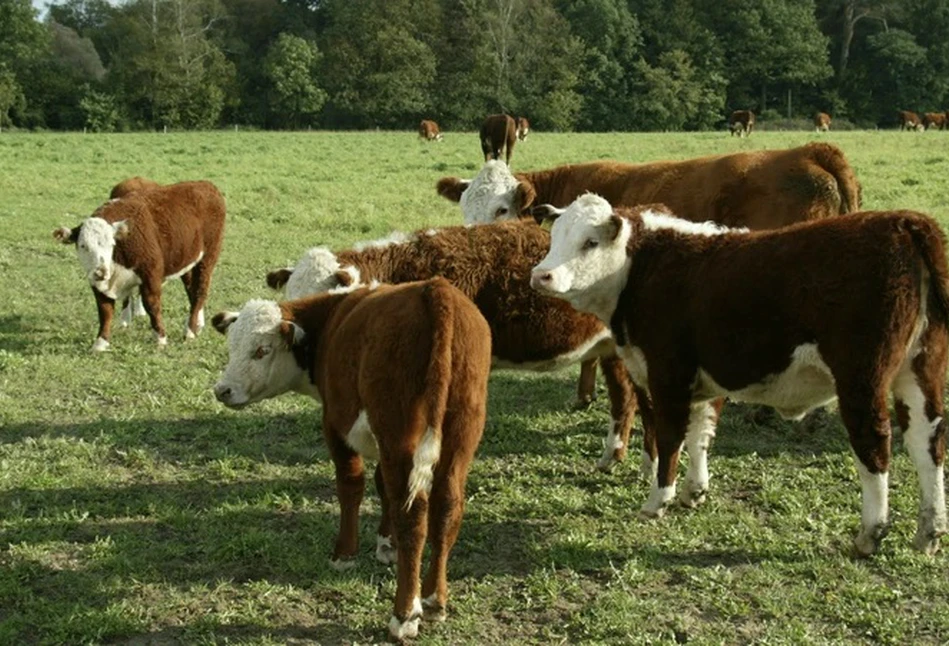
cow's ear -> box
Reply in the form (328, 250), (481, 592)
(513, 180), (537, 216)
(606, 214), (624, 241)
(112, 220), (130, 241)
(334, 270), (354, 287)
(278, 320), (305, 348)
(211, 311), (239, 334)
(529, 204), (564, 225)
(266, 268), (293, 291)
(53, 225), (80, 244)
(436, 177), (470, 202)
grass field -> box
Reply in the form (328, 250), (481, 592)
(3, 129), (949, 645)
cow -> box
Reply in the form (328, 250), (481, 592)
(437, 144), (861, 230)
(110, 176), (161, 199)
(53, 181), (226, 351)
(516, 116), (531, 141)
(923, 112), (947, 130)
(419, 119), (443, 142)
(265, 221), (646, 474)
(530, 193), (949, 557)
(729, 110), (755, 137)
(212, 278), (492, 640)
(480, 113), (517, 165)
(814, 112), (831, 132)
(899, 110), (924, 132)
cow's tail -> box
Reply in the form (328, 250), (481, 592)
(266, 268), (293, 291)
(404, 277), (455, 511)
(906, 215), (949, 328)
(809, 142), (862, 214)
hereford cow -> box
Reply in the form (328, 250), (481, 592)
(729, 110), (755, 137)
(480, 113), (517, 165)
(419, 119), (443, 142)
(814, 112), (831, 132)
(516, 117), (531, 141)
(53, 181), (226, 351)
(899, 110), (924, 131)
(923, 112), (947, 130)
(110, 176), (161, 199)
(265, 221), (645, 474)
(531, 194), (949, 557)
(212, 278), (491, 639)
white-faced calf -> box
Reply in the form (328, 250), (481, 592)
(212, 278), (491, 640)
(54, 181), (225, 351)
(531, 194), (949, 557)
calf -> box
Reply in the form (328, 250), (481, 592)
(110, 176), (161, 199)
(728, 110), (755, 137)
(923, 112), (947, 130)
(531, 194), (949, 557)
(480, 113), (517, 165)
(212, 278), (491, 640)
(419, 119), (443, 142)
(516, 116), (531, 141)
(899, 110), (924, 131)
(53, 181), (225, 351)
(814, 112), (831, 132)
(266, 221), (644, 473)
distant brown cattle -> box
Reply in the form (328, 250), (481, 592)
(923, 112), (947, 130)
(729, 110), (755, 137)
(516, 117), (530, 141)
(814, 112), (831, 132)
(899, 110), (924, 131)
(110, 176), (161, 199)
(480, 114), (517, 164)
(418, 119), (443, 141)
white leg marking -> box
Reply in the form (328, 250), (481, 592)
(853, 460), (889, 556)
(679, 403), (717, 507)
(405, 427), (440, 511)
(640, 450), (657, 483)
(596, 419), (625, 471)
(388, 596), (423, 640)
(120, 303), (133, 328)
(640, 483), (676, 519)
(156, 334), (168, 347)
(423, 592), (447, 621)
(184, 326), (196, 340)
(91, 337), (110, 352)
(196, 307), (205, 330)
(133, 296), (147, 317)
(376, 534), (396, 564)
(328, 557), (356, 571)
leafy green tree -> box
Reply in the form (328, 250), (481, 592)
(0, 65), (24, 131)
(263, 33), (326, 128)
(79, 84), (119, 131)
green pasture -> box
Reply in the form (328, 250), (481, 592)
(2, 130), (949, 645)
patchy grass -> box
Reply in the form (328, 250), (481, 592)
(2, 129), (949, 644)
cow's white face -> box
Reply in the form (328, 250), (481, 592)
(286, 247), (360, 299)
(530, 194), (631, 322)
(57, 217), (128, 288)
(212, 300), (308, 408)
(458, 160), (522, 224)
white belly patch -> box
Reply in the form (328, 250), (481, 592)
(346, 410), (379, 460)
(695, 343), (837, 420)
(93, 262), (141, 301)
(166, 251), (204, 281)
(491, 328), (614, 371)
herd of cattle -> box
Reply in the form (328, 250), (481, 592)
(52, 130), (949, 640)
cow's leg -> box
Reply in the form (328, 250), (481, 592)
(184, 263), (212, 339)
(575, 359), (598, 408)
(637, 387), (658, 482)
(179, 270), (199, 340)
(91, 287), (115, 352)
(326, 429), (365, 569)
(374, 464), (396, 564)
(139, 275), (167, 347)
(119, 297), (132, 328)
(892, 341), (948, 555)
(678, 399), (724, 508)
(597, 355), (636, 471)
(640, 394), (691, 519)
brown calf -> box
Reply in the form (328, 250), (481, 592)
(419, 119), (443, 141)
(899, 110), (924, 131)
(480, 113), (517, 164)
(814, 112), (831, 132)
(212, 278), (491, 640)
(516, 116), (531, 141)
(923, 112), (947, 130)
(729, 110), (755, 137)
(110, 176), (161, 199)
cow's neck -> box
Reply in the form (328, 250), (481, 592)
(282, 293), (348, 397)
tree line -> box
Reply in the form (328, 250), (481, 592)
(0, 0), (945, 132)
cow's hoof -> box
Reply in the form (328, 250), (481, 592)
(422, 595), (447, 622)
(156, 335), (168, 348)
(854, 523), (889, 558)
(184, 328), (197, 341)
(573, 395), (595, 410)
(678, 486), (707, 508)
(376, 535), (396, 564)
(91, 337), (110, 352)
(389, 597), (423, 641)
(328, 557), (356, 571)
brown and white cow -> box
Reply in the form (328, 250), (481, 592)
(54, 181), (226, 351)
(212, 278), (491, 640)
(480, 113), (517, 165)
(814, 112), (831, 132)
(923, 112), (947, 130)
(265, 221), (644, 473)
(419, 119), (443, 142)
(110, 176), (161, 199)
(516, 116), (531, 141)
(438, 144), (861, 231)
(728, 110), (755, 137)
(531, 194), (949, 557)
(899, 110), (924, 131)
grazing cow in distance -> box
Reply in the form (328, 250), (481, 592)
(265, 221), (645, 474)
(53, 181), (226, 351)
(110, 176), (161, 199)
(419, 119), (443, 141)
(923, 112), (947, 130)
(814, 112), (831, 132)
(480, 113), (517, 165)
(212, 278), (492, 640)
(899, 110), (924, 131)
(516, 116), (531, 141)
(729, 110), (755, 137)
(531, 194), (949, 557)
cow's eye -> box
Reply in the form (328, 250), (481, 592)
(78, 242), (86, 250)
(252, 346), (271, 360)
(495, 207), (508, 218)
(582, 238), (599, 250)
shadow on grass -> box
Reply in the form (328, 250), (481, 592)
(0, 313), (33, 353)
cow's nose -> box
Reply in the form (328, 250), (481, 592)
(530, 271), (553, 290)
(214, 384), (232, 403)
